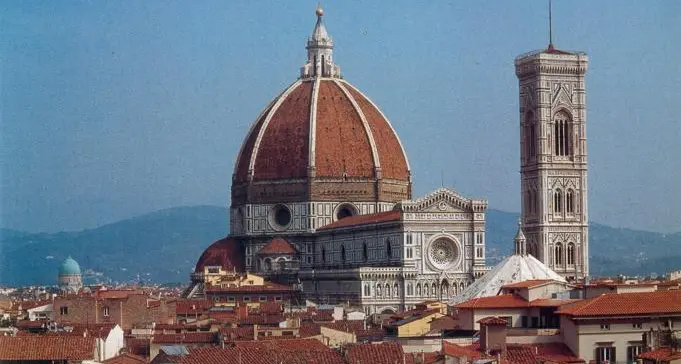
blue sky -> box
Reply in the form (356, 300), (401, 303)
(2, 1), (680, 233)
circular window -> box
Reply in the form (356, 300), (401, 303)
(334, 203), (358, 221)
(427, 239), (458, 270)
(269, 204), (292, 230)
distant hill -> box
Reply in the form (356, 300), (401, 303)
(1, 206), (679, 286)
(0, 206), (227, 286)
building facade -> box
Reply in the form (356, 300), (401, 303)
(186, 8), (489, 314)
(515, 43), (590, 280)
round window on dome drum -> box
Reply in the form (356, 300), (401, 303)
(269, 204), (292, 230)
(334, 203), (358, 221)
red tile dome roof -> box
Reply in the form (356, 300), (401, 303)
(233, 78), (410, 184)
(194, 237), (244, 273)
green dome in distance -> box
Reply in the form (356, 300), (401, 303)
(59, 256), (81, 275)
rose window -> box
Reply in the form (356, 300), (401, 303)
(428, 239), (458, 270)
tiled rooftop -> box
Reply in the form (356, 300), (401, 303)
(103, 352), (149, 364)
(346, 342), (413, 364)
(0, 336), (96, 360)
(502, 279), (554, 289)
(557, 290), (681, 317)
(316, 210), (401, 231)
(257, 237), (298, 255)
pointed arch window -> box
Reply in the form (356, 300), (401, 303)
(424, 284), (429, 296)
(394, 283), (399, 297)
(526, 112), (537, 157)
(567, 243), (575, 266)
(321, 247), (326, 264)
(553, 111), (572, 156)
(416, 283), (422, 296)
(340, 245), (346, 263)
(554, 189), (563, 213)
(555, 243), (564, 266)
(407, 283), (413, 296)
(385, 284), (391, 298)
(566, 189), (575, 214)
(362, 242), (368, 261)
(376, 284), (382, 298)
(432, 283), (437, 297)
(364, 283), (371, 296)
(386, 239), (392, 258)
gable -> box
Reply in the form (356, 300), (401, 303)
(397, 188), (485, 213)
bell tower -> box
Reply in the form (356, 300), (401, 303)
(514, 43), (589, 280)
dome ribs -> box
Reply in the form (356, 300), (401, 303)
(195, 238), (245, 273)
(314, 81), (374, 178)
(343, 83), (410, 181)
(234, 103), (274, 183)
(253, 82), (312, 180)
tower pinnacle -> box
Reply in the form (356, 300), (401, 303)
(514, 220), (527, 256)
(300, 5), (341, 78)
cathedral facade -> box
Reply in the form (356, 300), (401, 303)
(186, 8), (489, 314)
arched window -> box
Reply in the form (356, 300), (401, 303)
(264, 258), (272, 272)
(321, 247), (326, 263)
(432, 283), (437, 297)
(567, 243), (575, 266)
(555, 243), (564, 266)
(362, 242), (368, 261)
(394, 283), (399, 297)
(424, 284), (429, 296)
(364, 283), (371, 296)
(386, 239), (392, 258)
(453, 283), (458, 296)
(407, 283), (413, 296)
(416, 283), (422, 296)
(566, 189), (575, 214)
(526, 112), (536, 157)
(276, 257), (286, 271)
(340, 245), (346, 263)
(376, 284), (382, 298)
(385, 284), (391, 298)
(460, 282), (465, 293)
(553, 111), (572, 156)
(554, 189), (563, 213)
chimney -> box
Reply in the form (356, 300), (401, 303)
(478, 317), (508, 355)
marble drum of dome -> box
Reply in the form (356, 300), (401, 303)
(427, 237), (461, 271)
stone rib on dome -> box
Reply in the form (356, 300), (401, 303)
(448, 254), (565, 306)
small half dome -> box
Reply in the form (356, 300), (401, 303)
(59, 256), (81, 275)
(195, 237), (245, 273)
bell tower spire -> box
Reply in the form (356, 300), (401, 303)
(300, 5), (341, 79)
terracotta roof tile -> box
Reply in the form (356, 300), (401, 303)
(175, 299), (214, 315)
(478, 316), (509, 325)
(194, 237), (245, 273)
(0, 336), (95, 360)
(253, 81), (312, 180)
(557, 290), (681, 317)
(637, 347), (681, 361)
(103, 352), (148, 364)
(343, 82), (410, 181)
(257, 237), (298, 255)
(234, 101), (275, 183)
(158, 344), (346, 364)
(346, 342), (412, 364)
(317, 210), (401, 231)
(152, 332), (217, 344)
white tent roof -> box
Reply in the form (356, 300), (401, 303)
(448, 253), (565, 306)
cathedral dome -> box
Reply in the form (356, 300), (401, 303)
(231, 7), (411, 206)
(194, 237), (244, 273)
(59, 256), (81, 276)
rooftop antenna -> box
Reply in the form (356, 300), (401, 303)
(548, 0), (554, 49)
(440, 170), (444, 188)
